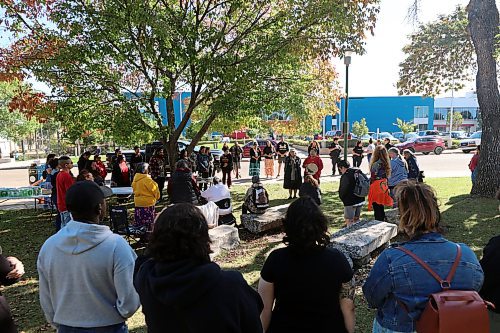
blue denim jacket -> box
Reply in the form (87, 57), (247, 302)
(363, 233), (484, 332)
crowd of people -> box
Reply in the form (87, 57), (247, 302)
(3, 180), (499, 333)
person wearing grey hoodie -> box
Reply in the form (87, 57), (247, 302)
(388, 148), (408, 201)
(37, 181), (140, 333)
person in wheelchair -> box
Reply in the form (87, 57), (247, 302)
(200, 176), (235, 225)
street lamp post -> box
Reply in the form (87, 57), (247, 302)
(343, 50), (353, 161)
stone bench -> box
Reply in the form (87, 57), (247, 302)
(329, 220), (398, 267)
(209, 224), (240, 258)
(241, 204), (290, 234)
(384, 208), (400, 225)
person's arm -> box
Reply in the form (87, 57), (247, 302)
(340, 297), (355, 333)
(258, 278), (275, 332)
(0, 255), (23, 286)
(338, 175), (348, 201)
(318, 157), (323, 171)
(37, 253), (56, 327)
(151, 179), (160, 201)
(362, 250), (392, 308)
(113, 240), (141, 318)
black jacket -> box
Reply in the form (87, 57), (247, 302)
(406, 156), (420, 180)
(134, 258), (263, 333)
(480, 235), (500, 313)
(167, 169), (199, 204)
(299, 182), (321, 205)
(339, 168), (365, 206)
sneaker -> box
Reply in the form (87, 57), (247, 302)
(288, 196), (293, 199)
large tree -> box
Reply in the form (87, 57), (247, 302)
(398, 4), (499, 197)
(0, 0), (379, 164)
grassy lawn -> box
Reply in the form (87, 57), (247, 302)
(1, 177), (498, 333)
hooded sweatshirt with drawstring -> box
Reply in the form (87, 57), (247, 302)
(37, 220), (140, 328)
(133, 257), (263, 333)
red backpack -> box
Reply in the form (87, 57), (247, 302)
(396, 244), (492, 333)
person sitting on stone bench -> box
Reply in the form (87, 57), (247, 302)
(242, 176), (269, 214)
(201, 176), (236, 226)
(167, 160), (200, 205)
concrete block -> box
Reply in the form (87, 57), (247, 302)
(384, 208), (400, 225)
(241, 204), (289, 234)
(330, 220), (398, 265)
(209, 225), (240, 257)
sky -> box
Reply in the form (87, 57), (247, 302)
(332, 0), (474, 98)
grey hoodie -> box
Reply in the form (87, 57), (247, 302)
(37, 220), (140, 328)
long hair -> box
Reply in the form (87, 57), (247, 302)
(395, 181), (442, 238)
(147, 203), (212, 263)
(370, 145), (391, 178)
(283, 197), (329, 251)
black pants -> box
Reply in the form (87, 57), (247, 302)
(222, 170), (232, 187)
(353, 156), (363, 168)
(153, 177), (166, 200)
(373, 202), (385, 221)
(331, 157), (339, 175)
(200, 171), (210, 190)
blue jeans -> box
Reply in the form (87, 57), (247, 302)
(60, 211), (72, 228)
(471, 169), (478, 184)
(367, 153), (372, 164)
(58, 323), (127, 333)
(373, 319), (415, 333)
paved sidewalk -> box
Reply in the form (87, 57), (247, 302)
(0, 158), (39, 170)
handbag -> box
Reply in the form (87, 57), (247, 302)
(396, 244), (492, 333)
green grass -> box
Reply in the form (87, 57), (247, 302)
(1, 177), (498, 333)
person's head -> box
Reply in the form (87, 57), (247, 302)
(476, 145), (481, 154)
(311, 140), (318, 147)
(136, 162), (149, 174)
(369, 138), (373, 144)
(252, 141), (257, 148)
(338, 160), (350, 174)
(82, 151), (91, 159)
(251, 175), (260, 184)
(333, 137), (339, 143)
(394, 181), (442, 238)
(199, 146), (206, 154)
(176, 159), (190, 170)
(134, 146), (140, 154)
(147, 203), (212, 263)
(403, 149), (414, 160)
(66, 180), (112, 224)
(289, 148), (296, 157)
(224, 148), (230, 155)
(370, 146), (391, 177)
(115, 148), (122, 156)
(76, 169), (94, 182)
(117, 155), (125, 163)
(384, 138), (390, 144)
(58, 156), (73, 171)
(283, 197), (329, 251)
(48, 158), (59, 170)
(388, 147), (400, 159)
(356, 140), (362, 147)
(280, 136), (284, 142)
(234, 141), (239, 146)
(180, 149), (188, 159)
(376, 139), (382, 145)
(157, 148), (164, 156)
(304, 174), (319, 187)
(266, 140), (271, 147)
(46, 153), (56, 164)
(310, 148), (318, 156)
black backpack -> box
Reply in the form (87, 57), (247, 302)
(353, 169), (370, 197)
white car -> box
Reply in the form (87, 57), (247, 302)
(460, 131), (481, 153)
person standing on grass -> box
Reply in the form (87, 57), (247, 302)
(134, 204), (263, 332)
(283, 148), (302, 199)
(329, 137), (342, 176)
(77, 151), (92, 173)
(167, 160), (200, 205)
(249, 141), (261, 177)
(276, 136), (289, 178)
(206, 147), (216, 177)
(230, 141), (243, 179)
(365, 139), (375, 164)
(299, 174), (321, 205)
(56, 156), (75, 228)
(363, 181), (484, 333)
(197, 147), (211, 191)
(149, 148), (167, 200)
(352, 140), (364, 168)
(469, 145), (480, 185)
(132, 163), (160, 232)
(388, 147), (408, 201)
(258, 197), (354, 333)
(338, 160), (365, 227)
(0, 249), (25, 333)
(49, 158), (62, 231)
(403, 149), (420, 182)
(302, 148), (323, 183)
(263, 140), (275, 179)
(38, 181), (140, 333)
(367, 146), (393, 221)
(480, 189), (500, 333)
(220, 148), (233, 188)
(242, 176), (269, 214)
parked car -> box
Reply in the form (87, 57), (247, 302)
(445, 131), (469, 139)
(242, 139), (277, 158)
(395, 136), (446, 155)
(392, 132), (405, 141)
(418, 130), (442, 137)
(229, 130), (248, 139)
(460, 131), (482, 153)
(404, 132), (419, 141)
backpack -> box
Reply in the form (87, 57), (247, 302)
(252, 185), (269, 209)
(396, 244), (492, 333)
(353, 169), (370, 197)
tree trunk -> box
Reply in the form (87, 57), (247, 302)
(468, 0), (500, 197)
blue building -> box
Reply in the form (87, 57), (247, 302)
(323, 96), (435, 134)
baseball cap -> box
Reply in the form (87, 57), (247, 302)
(66, 181), (113, 214)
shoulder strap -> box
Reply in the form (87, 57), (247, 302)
(395, 243), (461, 290)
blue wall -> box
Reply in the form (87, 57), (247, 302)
(325, 96), (434, 133)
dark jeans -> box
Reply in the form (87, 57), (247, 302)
(353, 156), (363, 168)
(373, 202), (385, 221)
(153, 177), (165, 200)
(222, 170), (232, 187)
(200, 172), (210, 190)
(58, 322), (127, 333)
(331, 157), (339, 175)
